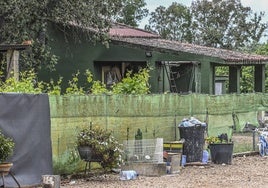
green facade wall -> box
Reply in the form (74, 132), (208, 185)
(49, 93), (268, 159)
(39, 23), (224, 94)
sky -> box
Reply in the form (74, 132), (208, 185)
(140, 0), (268, 28)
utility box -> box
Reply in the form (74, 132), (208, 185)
(215, 76), (228, 95)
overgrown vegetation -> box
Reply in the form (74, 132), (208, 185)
(0, 70), (42, 93)
(0, 68), (150, 95)
(0, 130), (15, 163)
(112, 68), (150, 94)
(53, 149), (82, 175)
(76, 126), (124, 170)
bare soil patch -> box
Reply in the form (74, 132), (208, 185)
(60, 133), (265, 188)
(61, 155), (268, 188)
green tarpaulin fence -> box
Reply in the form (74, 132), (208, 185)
(49, 93), (268, 158)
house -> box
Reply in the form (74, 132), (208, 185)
(38, 22), (268, 94)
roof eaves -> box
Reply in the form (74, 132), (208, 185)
(224, 58), (268, 64)
(111, 37), (268, 64)
(110, 36), (180, 55)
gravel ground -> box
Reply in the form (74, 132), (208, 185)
(61, 155), (268, 188)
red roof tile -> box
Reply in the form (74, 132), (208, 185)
(109, 28), (159, 38)
(109, 23), (159, 38)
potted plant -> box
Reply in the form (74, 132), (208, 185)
(76, 125), (124, 170)
(205, 133), (234, 165)
(0, 130), (15, 174)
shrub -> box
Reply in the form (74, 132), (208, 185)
(0, 130), (15, 163)
(112, 68), (150, 94)
(76, 126), (124, 170)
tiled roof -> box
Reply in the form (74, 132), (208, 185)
(111, 36), (268, 64)
(67, 22), (268, 63)
(109, 23), (159, 38)
(109, 28), (159, 38)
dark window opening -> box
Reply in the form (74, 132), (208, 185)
(94, 61), (147, 89)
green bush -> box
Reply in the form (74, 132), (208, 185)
(112, 68), (150, 94)
(0, 68), (151, 95)
(0, 130), (15, 163)
(53, 149), (82, 175)
(76, 126), (124, 170)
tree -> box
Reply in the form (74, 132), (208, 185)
(190, 0), (267, 50)
(0, 0), (124, 72)
(145, 0), (267, 93)
(146, 0), (267, 50)
(255, 43), (268, 55)
(145, 2), (193, 42)
(114, 0), (148, 27)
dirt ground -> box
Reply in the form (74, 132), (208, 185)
(61, 133), (268, 188)
(61, 155), (268, 188)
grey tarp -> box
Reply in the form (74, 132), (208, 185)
(0, 93), (52, 187)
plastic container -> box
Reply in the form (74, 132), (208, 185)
(120, 170), (138, 180)
(181, 155), (186, 166)
(166, 162), (171, 174)
(202, 150), (209, 164)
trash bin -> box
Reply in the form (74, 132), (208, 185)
(179, 125), (206, 163)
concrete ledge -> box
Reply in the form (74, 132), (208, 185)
(121, 162), (166, 177)
(233, 151), (259, 158)
(168, 153), (182, 174)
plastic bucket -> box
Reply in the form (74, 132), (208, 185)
(181, 155), (186, 166)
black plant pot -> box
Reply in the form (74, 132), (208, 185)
(209, 143), (234, 164)
(78, 146), (92, 162)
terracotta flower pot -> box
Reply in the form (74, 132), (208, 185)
(0, 162), (13, 175)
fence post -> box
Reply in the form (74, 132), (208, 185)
(253, 131), (256, 151)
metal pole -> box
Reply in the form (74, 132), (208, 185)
(253, 130), (256, 151)
(174, 115), (177, 140)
